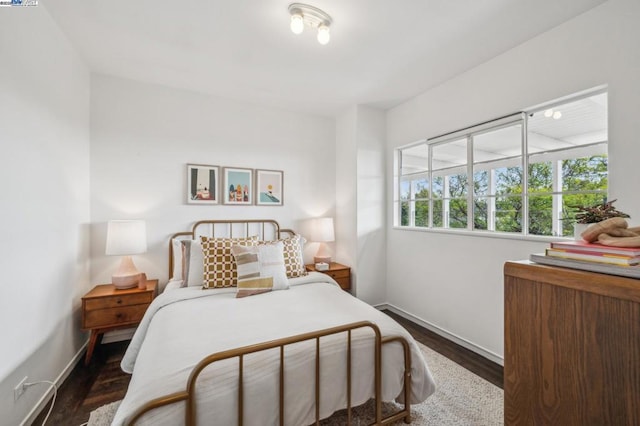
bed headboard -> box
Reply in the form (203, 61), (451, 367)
(168, 219), (296, 277)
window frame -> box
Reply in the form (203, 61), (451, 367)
(394, 89), (608, 239)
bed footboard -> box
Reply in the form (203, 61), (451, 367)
(126, 321), (412, 425)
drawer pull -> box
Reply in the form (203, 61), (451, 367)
(116, 313), (123, 319)
(116, 299), (122, 304)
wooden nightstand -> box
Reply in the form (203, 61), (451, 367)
(81, 280), (158, 365)
(306, 262), (351, 291)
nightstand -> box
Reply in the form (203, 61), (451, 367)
(306, 262), (351, 291)
(81, 279), (158, 365)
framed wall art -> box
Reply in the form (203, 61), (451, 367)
(255, 169), (283, 206)
(187, 164), (219, 204)
(223, 167), (253, 205)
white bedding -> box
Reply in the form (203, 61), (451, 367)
(113, 272), (436, 425)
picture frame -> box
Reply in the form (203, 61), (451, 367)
(187, 164), (219, 205)
(223, 167), (253, 205)
(255, 169), (284, 206)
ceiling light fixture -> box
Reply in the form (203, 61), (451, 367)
(288, 3), (332, 45)
(543, 108), (562, 119)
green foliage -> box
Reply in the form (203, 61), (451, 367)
(400, 155), (609, 235)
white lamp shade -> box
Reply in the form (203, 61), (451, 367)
(309, 217), (335, 242)
(106, 220), (147, 255)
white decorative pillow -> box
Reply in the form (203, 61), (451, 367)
(261, 235), (307, 278)
(231, 242), (288, 298)
(181, 239), (205, 287)
(171, 238), (185, 281)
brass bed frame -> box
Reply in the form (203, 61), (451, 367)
(128, 219), (413, 425)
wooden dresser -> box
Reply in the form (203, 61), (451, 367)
(504, 261), (640, 425)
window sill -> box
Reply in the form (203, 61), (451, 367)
(391, 226), (573, 243)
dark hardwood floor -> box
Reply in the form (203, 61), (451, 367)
(32, 341), (131, 426)
(384, 310), (503, 388)
(33, 310), (503, 425)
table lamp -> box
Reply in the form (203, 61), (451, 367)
(105, 219), (147, 289)
(309, 217), (335, 264)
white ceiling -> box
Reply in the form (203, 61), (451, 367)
(44, 0), (605, 117)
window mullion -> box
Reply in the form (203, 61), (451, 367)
(467, 135), (474, 230)
(522, 113), (529, 235)
(443, 177), (450, 228)
(552, 159), (562, 237)
(489, 170), (496, 231)
(428, 143), (433, 228)
(410, 180), (416, 227)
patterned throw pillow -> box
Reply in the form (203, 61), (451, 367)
(260, 234), (307, 278)
(232, 242), (288, 298)
(201, 236), (259, 289)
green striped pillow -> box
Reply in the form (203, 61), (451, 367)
(231, 242), (289, 298)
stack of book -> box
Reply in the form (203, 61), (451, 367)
(530, 240), (640, 279)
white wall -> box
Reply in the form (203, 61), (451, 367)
(386, 0), (640, 362)
(355, 106), (387, 304)
(0, 5), (91, 425)
(335, 106), (387, 305)
(90, 75), (336, 286)
(335, 107), (358, 281)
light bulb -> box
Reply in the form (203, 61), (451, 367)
(317, 24), (330, 45)
(544, 109), (553, 118)
(553, 110), (562, 119)
(290, 13), (304, 34)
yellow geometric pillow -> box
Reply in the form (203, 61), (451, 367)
(200, 236), (259, 289)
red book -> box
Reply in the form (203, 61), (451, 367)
(550, 240), (640, 257)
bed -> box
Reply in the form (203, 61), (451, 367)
(112, 220), (436, 425)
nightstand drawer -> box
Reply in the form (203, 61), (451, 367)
(83, 305), (148, 329)
(306, 263), (351, 291)
(334, 277), (350, 290)
(326, 269), (349, 280)
(85, 292), (151, 310)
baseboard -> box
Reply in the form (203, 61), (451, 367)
(375, 303), (504, 366)
(20, 340), (88, 426)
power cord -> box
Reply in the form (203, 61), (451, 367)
(24, 380), (57, 426)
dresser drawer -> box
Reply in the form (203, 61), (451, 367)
(83, 305), (148, 329)
(84, 292), (151, 310)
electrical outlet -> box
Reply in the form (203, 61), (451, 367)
(14, 376), (28, 401)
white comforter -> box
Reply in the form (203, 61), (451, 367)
(112, 273), (435, 425)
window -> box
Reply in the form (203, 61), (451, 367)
(395, 90), (608, 237)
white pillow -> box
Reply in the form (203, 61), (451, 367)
(171, 239), (183, 280)
(231, 242), (288, 298)
(181, 239), (205, 287)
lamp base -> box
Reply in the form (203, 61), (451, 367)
(314, 255), (331, 264)
(112, 255), (142, 289)
(112, 274), (139, 290)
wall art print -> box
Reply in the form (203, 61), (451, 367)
(223, 167), (253, 205)
(187, 164), (219, 204)
(256, 169), (283, 206)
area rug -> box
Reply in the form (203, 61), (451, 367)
(88, 343), (503, 425)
